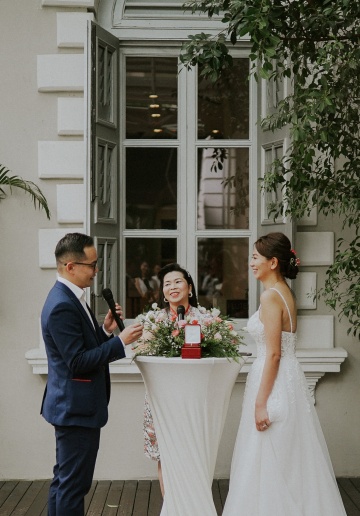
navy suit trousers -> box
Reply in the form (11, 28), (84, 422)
(48, 425), (101, 516)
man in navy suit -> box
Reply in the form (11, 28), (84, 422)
(41, 232), (143, 515)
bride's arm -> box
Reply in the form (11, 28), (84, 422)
(255, 290), (282, 431)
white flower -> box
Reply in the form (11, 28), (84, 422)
(211, 307), (221, 318)
(214, 332), (222, 340)
(155, 312), (167, 322)
(152, 302), (158, 310)
(230, 330), (238, 337)
(198, 304), (207, 314)
(241, 326), (248, 332)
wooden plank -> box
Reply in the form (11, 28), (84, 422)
(338, 478), (360, 512)
(102, 480), (125, 515)
(148, 480), (162, 516)
(0, 481), (18, 508)
(26, 480), (50, 516)
(0, 481), (31, 515)
(11, 480), (46, 515)
(133, 480), (151, 514)
(338, 482), (360, 516)
(87, 480), (111, 515)
(0, 478), (355, 515)
(351, 478), (360, 491)
(212, 480), (223, 515)
(117, 480), (137, 516)
(85, 480), (98, 513)
(218, 478), (229, 507)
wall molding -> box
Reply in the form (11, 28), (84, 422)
(25, 347), (347, 403)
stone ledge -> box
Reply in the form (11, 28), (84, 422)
(25, 347), (347, 402)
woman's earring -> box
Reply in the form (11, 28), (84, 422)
(164, 297), (169, 303)
(189, 292), (193, 298)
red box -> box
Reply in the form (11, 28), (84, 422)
(182, 324), (202, 359)
(181, 344), (201, 359)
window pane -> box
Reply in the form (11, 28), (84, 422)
(197, 147), (249, 230)
(126, 148), (177, 229)
(198, 59), (249, 140)
(126, 57), (178, 139)
(197, 238), (249, 318)
(125, 238), (177, 317)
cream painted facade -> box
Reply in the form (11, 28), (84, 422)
(0, 0), (358, 481)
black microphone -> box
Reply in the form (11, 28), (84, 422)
(177, 305), (185, 321)
(102, 288), (125, 332)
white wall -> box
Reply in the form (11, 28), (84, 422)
(0, 0), (358, 481)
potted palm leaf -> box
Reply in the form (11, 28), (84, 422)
(0, 164), (50, 219)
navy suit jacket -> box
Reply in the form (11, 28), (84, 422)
(41, 281), (126, 428)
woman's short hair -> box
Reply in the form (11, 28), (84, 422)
(157, 263), (198, 308)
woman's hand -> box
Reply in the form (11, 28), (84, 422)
(255, 405), (271, 432)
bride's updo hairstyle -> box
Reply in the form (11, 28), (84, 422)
(157, 263), (198, 309)
(254, 232), (299, 280)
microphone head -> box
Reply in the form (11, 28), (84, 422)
(102, 288), (113, 301)
(177, 305), (185, 316)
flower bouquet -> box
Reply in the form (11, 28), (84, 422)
(133, 303), (245, 360)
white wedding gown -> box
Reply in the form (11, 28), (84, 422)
(223, 288), (347, 516)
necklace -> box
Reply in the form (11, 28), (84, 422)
(170, 305), (191, 318)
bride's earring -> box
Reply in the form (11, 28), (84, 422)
(164, 297), (169, 303)
(189, 291), (193, 298)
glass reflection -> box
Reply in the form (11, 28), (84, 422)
(197, 147), (249, 230)
(126, 57), (178, 139)
(197, 238), (249, 318)
(126, 148), (177, 230)
(125, 238), (177, 318)
(198, 59), (249, 140)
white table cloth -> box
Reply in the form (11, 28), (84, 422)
(135, 356), (244, 516)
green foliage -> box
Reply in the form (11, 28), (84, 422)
(0, 165), (50, 219)
(181, 0), (360, 337)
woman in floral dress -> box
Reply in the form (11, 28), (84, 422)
(136, 263), (208, 496)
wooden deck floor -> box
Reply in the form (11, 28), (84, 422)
(0, 478), (359, 515)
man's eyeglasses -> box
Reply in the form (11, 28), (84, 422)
(63, 261), (98, 271)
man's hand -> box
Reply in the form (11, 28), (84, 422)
(120, 323), (143, 345)
(104, 303), (123, 334)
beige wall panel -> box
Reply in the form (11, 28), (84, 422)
(58, 97), (84, 135)
(38, 141), (85, 178)
(296, 232), (334, 266)
(43, 0), (95, 7)
(37, 54), (84, 92)
(295, 272), (317, 309)
(57, 12), (94, 48)
(57, 184), (85, 222)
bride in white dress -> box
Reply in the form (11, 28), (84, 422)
(223, 232), (346, 516)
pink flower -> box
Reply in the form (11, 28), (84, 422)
(178, 319), (187, 328)
(172, 329), (180, 337)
